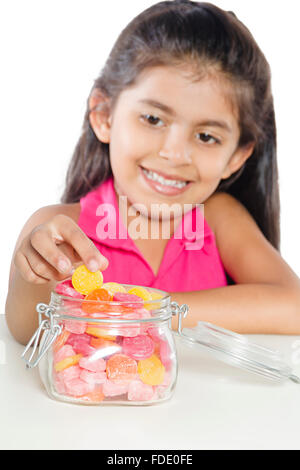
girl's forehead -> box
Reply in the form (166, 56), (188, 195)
(120, 65), (239, 127)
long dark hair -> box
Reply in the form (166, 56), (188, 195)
(61, 0), (280, 253)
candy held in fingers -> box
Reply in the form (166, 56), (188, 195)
(71, 264), (103, 295)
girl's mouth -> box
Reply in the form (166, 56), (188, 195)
(139, 166), (192, 196)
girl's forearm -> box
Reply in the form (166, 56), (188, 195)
(170, 284), (300, 335)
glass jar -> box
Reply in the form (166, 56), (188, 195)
(22, 285), (188, 406)
(22, 283), (300, 405)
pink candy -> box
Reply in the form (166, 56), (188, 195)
(64, 378), (94, 397)
(79, 355), (106, 372)
(113, 293), (144, 308)
(160, 340), (172, 369)
(80, 369), (106, 385)
(64, 319), (87, 334)
(127, 380), (154, 401)
(102, 379), (129, 397)
(53, 345), (75, 364)
(55, 280), (85, 299)
(122, 334), (154, 360)
(66, 334), (96, 356)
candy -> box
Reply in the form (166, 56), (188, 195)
(137, 354), (165, 386)
(64, 378), (94, 397)
(127, 286), (152, 302)
(54, 354), (82, 372)
(159, 339), (172, 369)
(53, 345), (76, 364)
(71, 265), (103, 295)
(64, 319), (87, 335)
(144, 291), (164, 310)
(79, 355), (106, 372)
(127, 380), (154, 401)
(102, 282), (127, 296)
(53, 329), (70, 353)
(81, 388), (105, 402)
(82, 288), (112, 315)
(57, 364), (81, 382)
(102, 379), (129, 397)
(67, 338), (96, 356)
(85, 326), (116, 340)
(112, 292), (144, 308)
(122, 335), (154, 360)
(80, 369), (107, 385)
(106, 354), (138, 382)
(55, 280), (85, 299)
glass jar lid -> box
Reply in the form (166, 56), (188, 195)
(178, 321), (300, 384)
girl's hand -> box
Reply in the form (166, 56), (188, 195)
(13, 214), (108, 284)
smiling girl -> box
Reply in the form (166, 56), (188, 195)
(6, 0), (300, 344)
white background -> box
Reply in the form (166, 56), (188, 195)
(1, 0), (299, 311)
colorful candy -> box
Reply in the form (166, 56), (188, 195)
(54, 354), (82, 372)
(137, 354), (165, 386)
(102, 282), (127, 296)
(71, 265), (103, 295)
(53, 274), (174, 403)
(122, 335), (154, 360)
(106, 354), (138, 381)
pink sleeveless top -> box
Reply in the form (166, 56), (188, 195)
(78, 177), (228, 292)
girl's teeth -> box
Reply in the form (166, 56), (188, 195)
(142, 168), (188, 188)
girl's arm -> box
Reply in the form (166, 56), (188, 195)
(171, 192), (300, 334)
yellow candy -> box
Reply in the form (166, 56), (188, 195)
(144, 291), (164, 311)
(85, 326), (116, 341)
(127, 286), (152, 301)
(71, 264), (103, 295)
(102, 282), (127, 296)
(137, 354), (165, 386)
(54, 354), (82, 372)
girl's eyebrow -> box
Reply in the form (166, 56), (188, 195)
(138, 98), (232, 133)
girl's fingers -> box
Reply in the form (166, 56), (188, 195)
(29, 228), (73, 275)
(14, 251), (50, 284)
(47, 215), (108, 272)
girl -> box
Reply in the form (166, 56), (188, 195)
(6, 0), (300, 344)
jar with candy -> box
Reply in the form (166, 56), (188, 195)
(22, 265), (300, 405)
(22, 265), (188, 405)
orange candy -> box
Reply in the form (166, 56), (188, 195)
(90, 337), (116, 349)
(106, 354), (138, 381)
(53, 329), (70, 353)
(81, 388), (105, 403)
(82, 288), (112, 314)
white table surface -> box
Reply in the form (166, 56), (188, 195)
(1, 313), (300, 451)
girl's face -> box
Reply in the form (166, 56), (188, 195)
(91, 65), (254, 220)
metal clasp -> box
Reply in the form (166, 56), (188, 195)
(21, 303), (62, 369)
(170, 301), (189, 335)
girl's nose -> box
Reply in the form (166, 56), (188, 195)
(159, 127), (192, 164)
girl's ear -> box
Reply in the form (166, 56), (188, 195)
(221, 142), (255, 180)
(88, 89), (112, 143)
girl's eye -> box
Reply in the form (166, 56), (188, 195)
(141, 114), (164, 127)
(197, 133), (220, 145)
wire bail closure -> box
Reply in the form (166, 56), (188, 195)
(21, 303), (62, 369)
(170, 301), (189, 335)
